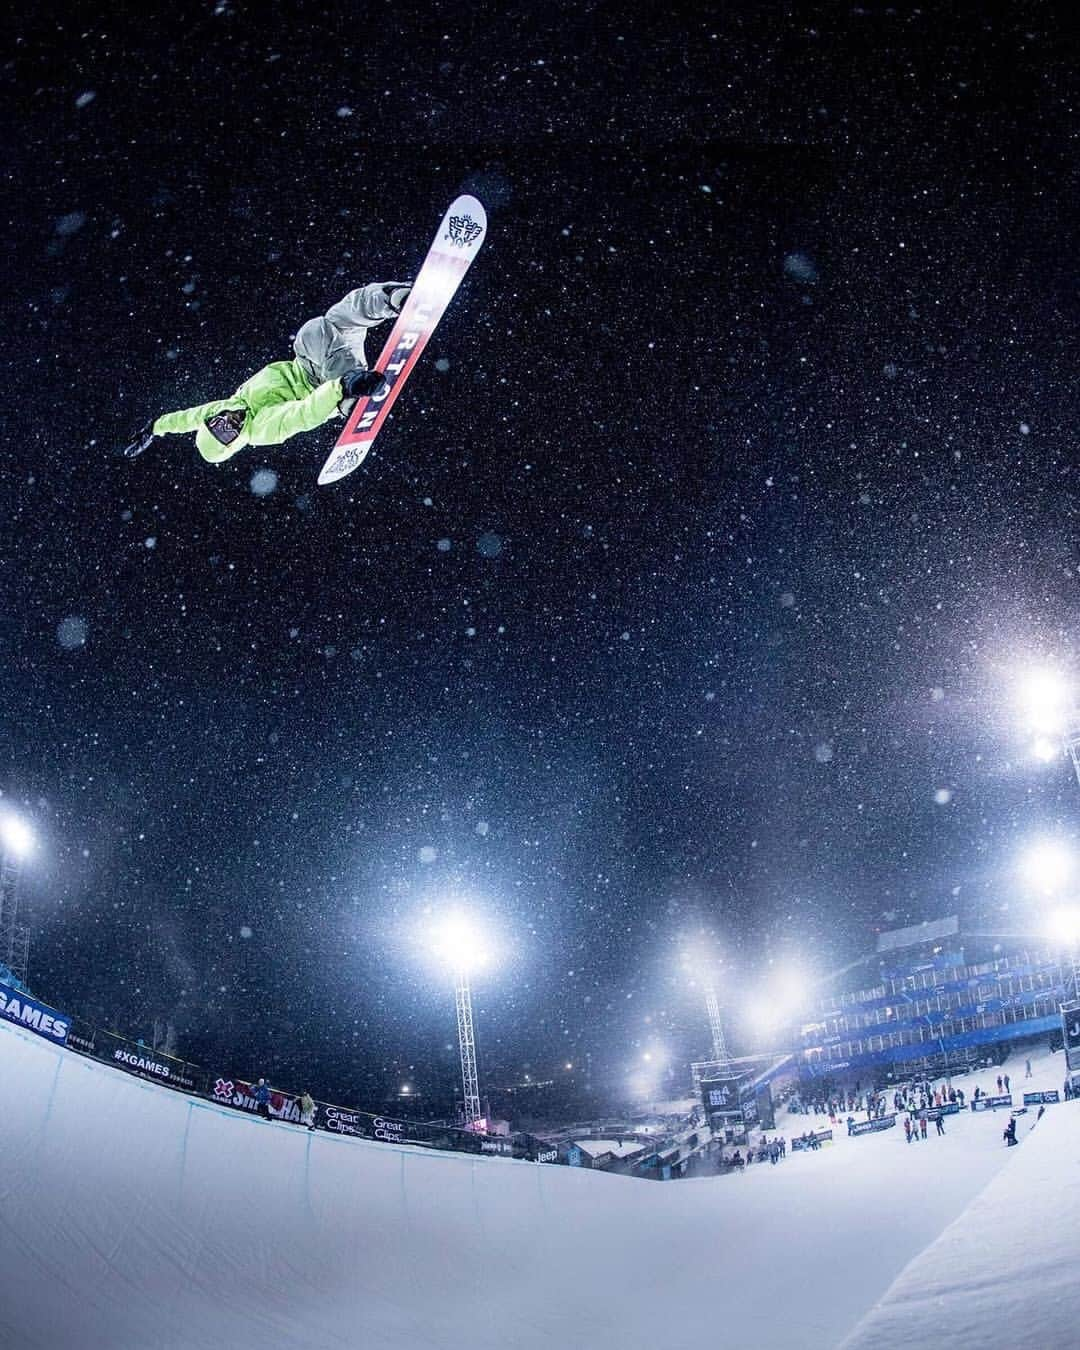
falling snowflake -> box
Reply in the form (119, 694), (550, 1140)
(57, 617), (88, 650)
(250, 468), (278, 497)
(55, 211), (87, 237)
(783, 252), (819, 283)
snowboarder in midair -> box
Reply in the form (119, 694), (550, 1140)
(122, 282), (412, 462)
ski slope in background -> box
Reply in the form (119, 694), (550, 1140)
(1, 1018), (1077, 1349)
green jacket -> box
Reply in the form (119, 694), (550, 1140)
(153, 360), (344, 462)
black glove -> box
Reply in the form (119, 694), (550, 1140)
(383, 283), (411, 315)
(122, 421), (156, 458)
(341, 368), (388, 399)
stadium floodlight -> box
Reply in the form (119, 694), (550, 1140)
(748, 966), (808, 1040)
(1044, 905), (1080, 1002)
(425, 911), (493, 1130)
(0, 814), (33, 859)
(1045, 906), (1080, 946)
(1019, 839), (1075, 894)
(1032, 737), (1061, 764)
(1012, 665), (1080, 790)
(1016, 667), (1072, 739)
(427, 912), (491, 976)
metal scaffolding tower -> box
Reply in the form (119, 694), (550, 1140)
(453, 968), (482, 1127)
(704, 977), (731, 1066)
(0, 848), (30, 984)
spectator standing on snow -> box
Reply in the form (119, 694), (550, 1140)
(935, 1113), (945, 1136)
(996, 1075), (1003, 1094)
(1025, 1059), (1033, 1079)
(904, 1118), (912, 1143)
(1004, 1118), (1018, 1146)
(1004, 1073), (1010, 1093)
(298, 1092), (316, 1129)
(253, 1078), (272, 1120)
(919, 1113), (928, 1140)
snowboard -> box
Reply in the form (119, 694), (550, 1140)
(317, 194), (487, 486)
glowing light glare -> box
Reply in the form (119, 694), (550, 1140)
(0, 815), (33, 858)
(1032, 737), (1061, 763)
(748, 967), (809, 1037)
(426, 913), (492, 974)
(1019, 839), (1075, 894)
(1016, 668), (1072, 738)
(747, 995), (781, 1035)
(1045, 906), (1080, 946)
(772, 967), (808, 1011)
(627, 1072), (656, 1100)
(679, 940), (722, 982)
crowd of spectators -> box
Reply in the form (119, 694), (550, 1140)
(719, 1134), (787, 1170)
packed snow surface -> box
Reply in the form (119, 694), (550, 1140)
(842, 1098), (1080, 1348)
(1, 1020), (1076, 1349)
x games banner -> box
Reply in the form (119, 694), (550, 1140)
(701, 1077), (744, 1119)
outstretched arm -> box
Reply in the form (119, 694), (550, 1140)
(324, 282), (411, 331)
(153, 400), (229, 436)
(246, 379), (343, 446)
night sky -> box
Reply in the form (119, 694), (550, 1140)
(2, 3), (1078, 1112)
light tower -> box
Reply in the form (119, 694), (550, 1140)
(453, 967), (481, 1127)
(428, 914), (489, 1129)
(703, 971), (732, 1066)
(0, 813), (33, 984)
(1020, 838), (1080, 1003)
(681, 942), (733, 1089)
(1017, 667), (1080, 787)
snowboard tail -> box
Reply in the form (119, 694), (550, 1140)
(317, 195), (487, 486)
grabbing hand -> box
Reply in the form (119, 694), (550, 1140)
(384, 284), (411, 315)
(341, 368), (388, 399)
